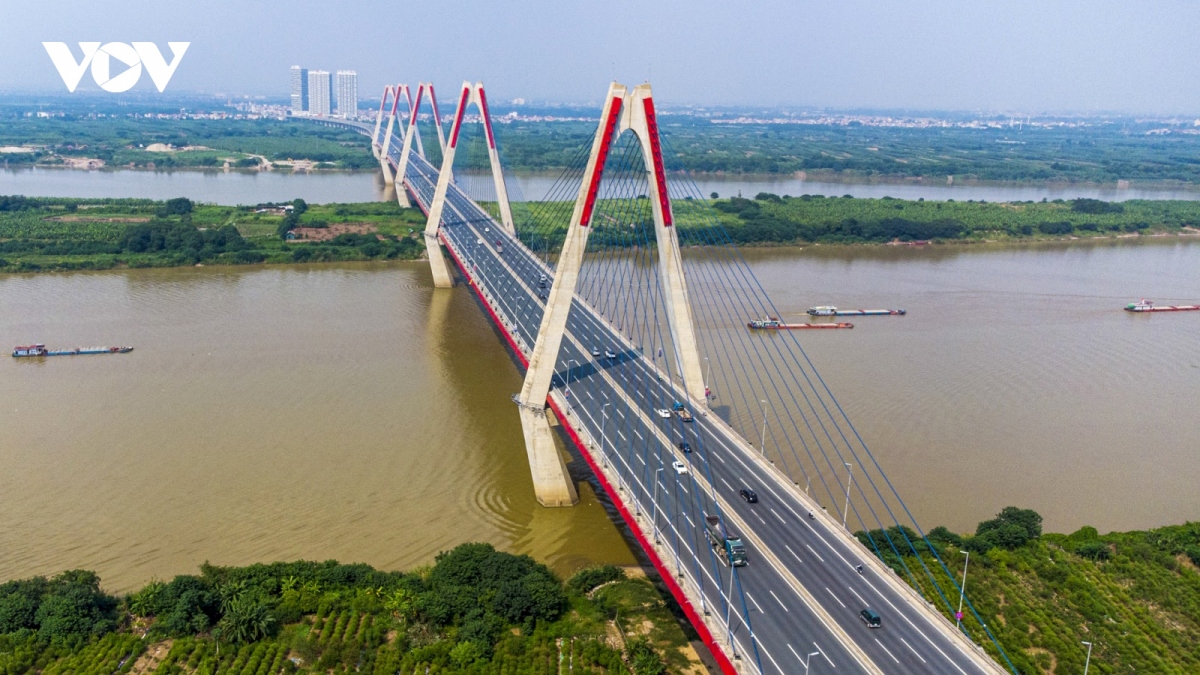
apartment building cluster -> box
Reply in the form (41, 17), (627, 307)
(290, 66), (358, 118)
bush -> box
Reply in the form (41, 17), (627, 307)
(1038, 221), (1074, 235)
(972, 506), (1043, 551)
(566, 566), (626, 595)
(1076, 541), (1111, 561)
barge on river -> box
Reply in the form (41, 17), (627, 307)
(1124, 300), (1200, 313)
(748, 318), (854, 330)
(12, 344), (133, 358)
(807, 306), (906, 317)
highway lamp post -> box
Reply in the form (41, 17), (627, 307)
(759, 400), (768, 454)
(601, 404), (611, 468)
(652, 468), (664, 544)
(956, 550), (970, 631)
(1082, 641), (1093, 675)
(842, 462), (854, 529)
(803, 650), (820, 674)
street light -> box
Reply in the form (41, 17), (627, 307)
(842, 462), (854, 529)
(956, 550), (970, 630)
(652, 468), (664, 543)
(601, 404), (611, 467)
(804, 650), (820, 674)
(567, 359), (578, 387)
(1082, 641), (1093, 675)
(759, 400), (768, 453)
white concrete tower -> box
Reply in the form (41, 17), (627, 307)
(422, 81), (517, 288)
(515, 82), (705, 507)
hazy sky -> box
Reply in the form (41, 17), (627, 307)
(4, 0), (1200, 113)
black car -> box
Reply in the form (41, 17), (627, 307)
(860, 609), (882, 628)
(677, 442), (691, 453)
(739, 488), (758, 503)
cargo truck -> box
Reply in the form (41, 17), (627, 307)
(705, 515), (747, 567)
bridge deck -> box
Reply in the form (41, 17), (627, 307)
(340, 119), (1006, 675)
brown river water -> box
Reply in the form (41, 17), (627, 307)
(2, 239), (1198, 592)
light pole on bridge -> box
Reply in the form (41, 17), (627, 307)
(652, 468), (664, 544)
(803, 650), (820, 674)
(759, 399), (768, 454)
(601, 404), (611, 468)
(842, 462), (854, 529)
(956, 550), (970, 631)
(1082, 641), (1094, 675)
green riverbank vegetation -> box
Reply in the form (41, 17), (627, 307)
(0, 544), (705, 675)
(0, 119), (375, 171)
(0, 196), (426, 273)
(4, 192), (1200, 274)
(857, 510), (1200, 674)
(713, 193), (1200, 245)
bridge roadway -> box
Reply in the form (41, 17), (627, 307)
(354, 119), (1003, 675)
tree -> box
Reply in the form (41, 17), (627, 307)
(214, 595), (275, 644)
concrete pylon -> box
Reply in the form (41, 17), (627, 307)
(621, 84), (706, 404)
(396, 82), (444, 209)
(423, 80), (518, 288)
(515, 82), (627, 507)
(371, 86), (389, 160)
(377, 85), (401, 185)
(388, 84), (413, 208)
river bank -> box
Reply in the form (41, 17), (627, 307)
(5, 193), (1200, 274)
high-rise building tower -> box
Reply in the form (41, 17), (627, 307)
(290, 66), (308, 112)
(307, 70), (333, 116)
(335, 71), (358, 119)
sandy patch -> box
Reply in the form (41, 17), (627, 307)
(289, 222), (379, 242)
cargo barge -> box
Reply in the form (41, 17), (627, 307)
(808, 305), (906, 317)
(12, 344), (133, 358)
(1124, 300), (1200, 313)
(748, 318), (854, 330)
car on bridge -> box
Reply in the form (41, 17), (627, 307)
(591, 347), (600, 357)
(655, 409), (672, 418)
(671, 460), (688, 475)
(860, 609), (882, 628)
(604, 349), (617, 359)
(678, 441), (692, 453)
(739, 488), (758, 503)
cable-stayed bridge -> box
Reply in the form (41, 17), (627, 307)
(315, 81), (1015, 675)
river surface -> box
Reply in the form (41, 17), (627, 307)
(2, 240), (1198, 592)
(6, 166), (1200, 205)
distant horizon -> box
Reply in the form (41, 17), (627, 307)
(3, 89), (1200, 121)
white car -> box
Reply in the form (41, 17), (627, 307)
(604, 349), (618, 359)
(655, 409), (672, 418)
(671, 460), (689, 475)
(591, 347), (601, 357)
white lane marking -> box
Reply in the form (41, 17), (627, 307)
(770, 507), (787, 524)
(784, 544), (803, 564)
(848, 586), (868, 607)
(714, 453), (726, 464)
(684, 514), (695, 528)
(746, 591), (765, 614)
(617, 430), (627, 441)
(824, 586), (846, 608)
(901, 637), (927, 663)
(814, 642), (835, 668)
(806, 544), (825, 563)
(758, 639), (786, 675)
(635, 454), (645, 465)
(634, 429), (644, 440)
(720, 477), (734, 491)
(768, 590), (789, 612)
(752, 511), (767, 525)
(874, 638), (900, 664)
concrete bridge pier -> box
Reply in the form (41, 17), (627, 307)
(517, 406), (579, 507)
